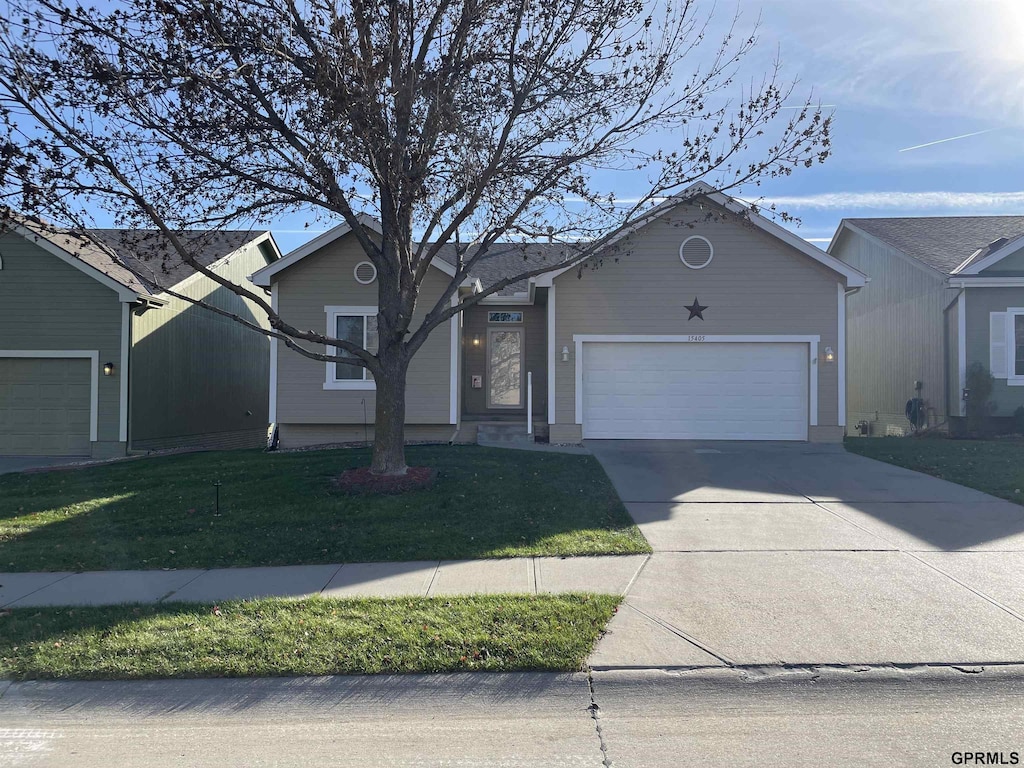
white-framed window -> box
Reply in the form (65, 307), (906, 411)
(324, 305), (378, 390)
(1012, 309), (1024, 382)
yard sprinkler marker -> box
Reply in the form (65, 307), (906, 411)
(213, 481), (222, 516)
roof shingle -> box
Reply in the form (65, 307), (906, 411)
(844, 216), (1024, 273)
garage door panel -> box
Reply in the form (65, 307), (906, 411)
(0, 357), (92, 456)
(582, 342), (808, 441)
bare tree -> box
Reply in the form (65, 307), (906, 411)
(0, 0), (831, 474)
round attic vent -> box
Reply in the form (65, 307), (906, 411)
(679, 235), (714, 270)
(354, 261), (377, 284)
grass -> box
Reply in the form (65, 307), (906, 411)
(0, 445), (649, 572)
(845, 437), (1024, 504)
(0, 594), (620, 680)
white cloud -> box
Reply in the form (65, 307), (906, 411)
(763, 191), (1024, 212)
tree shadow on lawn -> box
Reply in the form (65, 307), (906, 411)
(0, 445), (649, 572)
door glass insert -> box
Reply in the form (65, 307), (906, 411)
(488, 329), (523, 407)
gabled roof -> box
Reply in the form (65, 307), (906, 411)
(830, 216), (1024, 275)
(2, 214), (274, 299)
(250, 214), (458, 287)
(535, 182), (867, 288)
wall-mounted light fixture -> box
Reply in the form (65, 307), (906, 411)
(472, 336), (481, 346)
(561, 345), (570, 362)
(824, 346), (835, 363)
(103, 362), (115, 376)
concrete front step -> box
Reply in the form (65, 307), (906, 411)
(475, 423), (536, 446)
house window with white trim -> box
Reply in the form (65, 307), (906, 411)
(1014, 312), (1024, 378)
(325, 306), (377, 389)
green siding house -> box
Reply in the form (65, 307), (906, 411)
(0, 217), (280, 457)
(830, 216), (1024, 435)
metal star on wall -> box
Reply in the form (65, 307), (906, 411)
(685, 297), (708, 320)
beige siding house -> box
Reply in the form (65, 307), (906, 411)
(0, 217), (280, 457)
(255, 183), (866, 447)
(830, 216), (1024, 435)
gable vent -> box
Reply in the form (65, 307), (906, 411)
(680, 235), (714, 270)
(354, 261), (377, 284)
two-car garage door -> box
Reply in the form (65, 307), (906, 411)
(582, 342), (809, 440)
(0, 358), (92, 455)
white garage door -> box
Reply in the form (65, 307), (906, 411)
(0, 358), (92, 455)
(582, 342), (809, 440)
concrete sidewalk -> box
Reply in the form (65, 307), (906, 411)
(0, 555), (649, 608)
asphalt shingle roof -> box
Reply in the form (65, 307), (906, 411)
(844, 216), (1024, 274)
(431, 241), (575, 295)
(4, 215), (264, 295)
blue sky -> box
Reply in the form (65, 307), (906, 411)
(258, 0), (1024, 253)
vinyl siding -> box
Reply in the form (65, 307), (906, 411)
(552, 204), (842, 437)
(980, 246), (1024, 276)
(830, 229), (957, 434)
(130, 239), (272, 449)
(0, 232), (124, 456)
(274, 235), (452, 425)
(461, 302), (547, 418)
(963, 286), (1024, 416)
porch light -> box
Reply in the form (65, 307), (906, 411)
(824, 346), (835, 363)
(472, 336), (481, 346)
(562, 346), (570, 362)
(103, 362), (115, 376)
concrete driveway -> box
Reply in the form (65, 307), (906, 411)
(0, 456), (88, 476)
(587, 440), (1024, 668)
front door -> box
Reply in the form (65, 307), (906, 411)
(487, 328), (524, 408)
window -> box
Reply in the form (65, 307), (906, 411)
(324, 306), (377, 389)
(1015, 312), (1024, 378)
(487, 310), (523, 323)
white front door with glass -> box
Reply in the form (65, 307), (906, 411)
(324, 306), (378, 389)
(487, 328), (524, 408)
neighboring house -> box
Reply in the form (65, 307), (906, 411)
(251, 183), (866, 448)
(829, 216), (1024, 435)
(0, 217), (281, 457)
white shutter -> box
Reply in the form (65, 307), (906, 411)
(990, 312), (1008, 379)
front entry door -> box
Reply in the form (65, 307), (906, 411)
(487, 328), (524, 408)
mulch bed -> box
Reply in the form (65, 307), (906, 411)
(334, 466), (437, 495)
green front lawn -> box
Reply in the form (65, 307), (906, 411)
(0, 593), (620, 680)
(0, 445), (649, 572)
(845, 437), (1024, 504)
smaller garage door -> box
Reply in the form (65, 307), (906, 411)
(582, 342), (809, 440)
(0, 358), (92, 456)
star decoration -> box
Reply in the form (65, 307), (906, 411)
(685, 297), (708, 321)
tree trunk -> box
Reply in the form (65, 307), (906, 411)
(370, 353), (409, 475)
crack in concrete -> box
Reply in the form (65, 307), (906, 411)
(624, 602), (736, 667)
(586, 668), (612, 767)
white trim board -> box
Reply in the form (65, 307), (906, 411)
(838, 283), (846, 428)
(0, 350), (100, 442)
(547, 284), (557, 425)
(119, 302), (130, 443)
(449, 294), (459, 425)
(958, 291), (967, 417)
(570, 334), (821, 429)
(269, 283), (278, 423)
(537, 182), (867, 289)
(949, 277), (1024, 288)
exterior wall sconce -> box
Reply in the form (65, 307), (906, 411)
(561, 345), (570, 362)
(472, 336), (481, 346)
(824, 346), (835, 363)
(103, 362), (115, 376)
